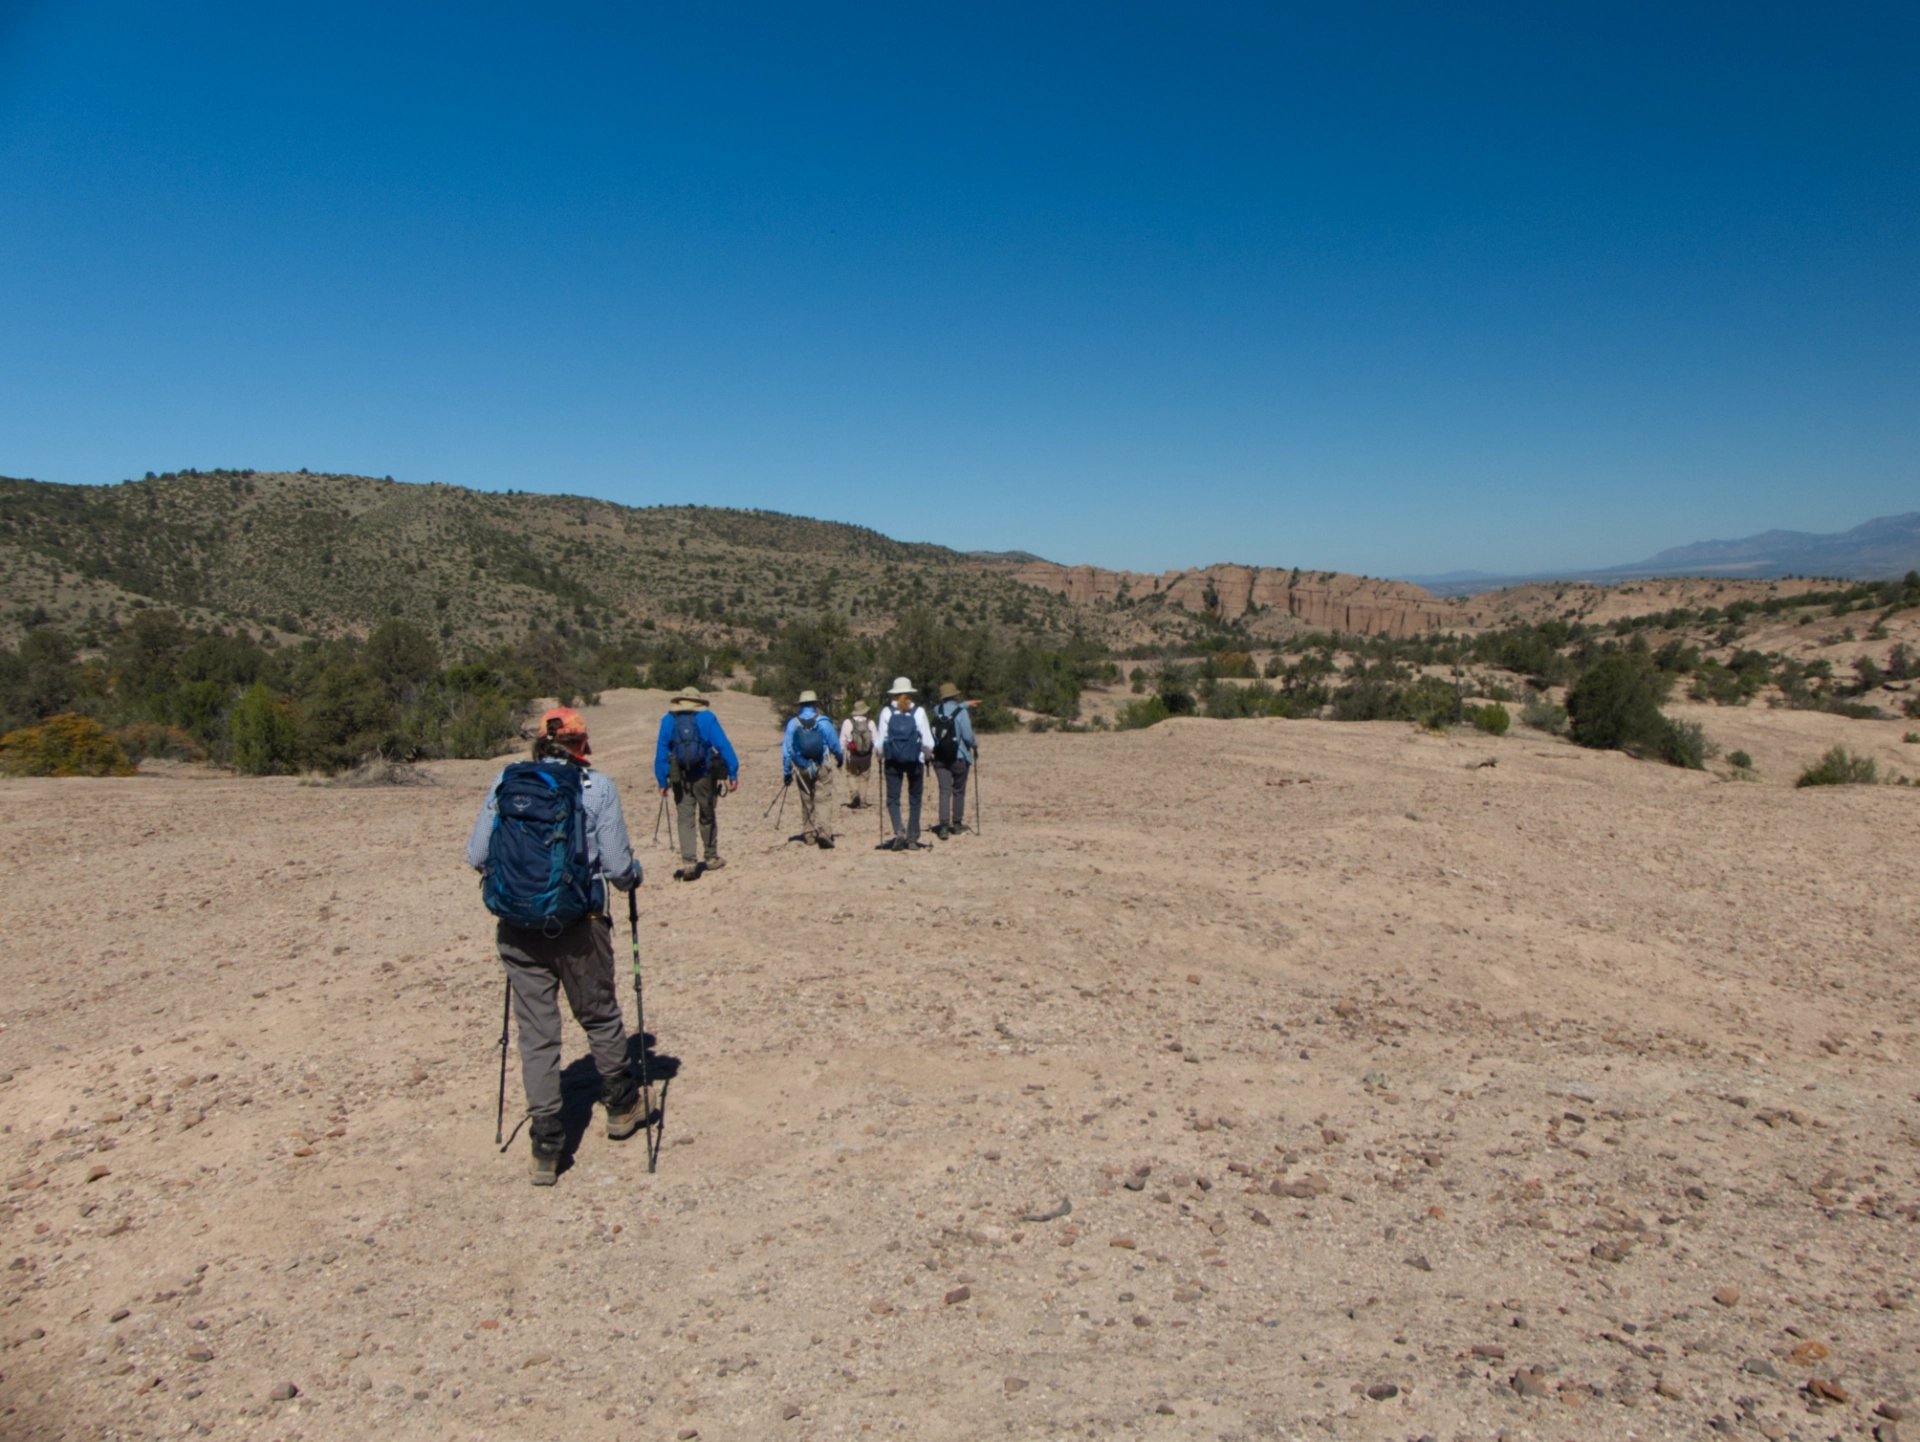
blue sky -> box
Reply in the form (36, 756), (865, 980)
(2, 3), (1915, 576)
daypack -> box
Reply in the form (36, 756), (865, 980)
(884, 708), (921, 765)
(670, 712), (709, 777)
(847, 717), (873, 756)
(481, 762), (593, 930)
(792, 717), (828, 768)
(930, 704), (961, 765)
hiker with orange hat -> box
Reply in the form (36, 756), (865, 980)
(466, 706), (645, 1186)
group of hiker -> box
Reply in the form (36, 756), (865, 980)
(464, 676), (981, 1184)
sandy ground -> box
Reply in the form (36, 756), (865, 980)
(0, 688), (1916, 1442)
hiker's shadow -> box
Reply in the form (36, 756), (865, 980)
(554, 1033), (682, 1170)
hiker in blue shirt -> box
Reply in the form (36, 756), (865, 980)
(653, 688), (740, 881)
(929, 682), (979, 840)
(781, 689), (845, 849)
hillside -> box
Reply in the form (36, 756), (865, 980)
(0, 470), (1109, 653)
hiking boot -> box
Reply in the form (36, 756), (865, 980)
(889, 836), (908, 852)
(932, 825), (949, 841)
(602, 1074), (646, 1141)
(816, 834), (835, 850)
(703, 856), (726, 871)
(529, 1117), (565, 1187)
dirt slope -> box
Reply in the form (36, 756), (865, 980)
(0, 690), (1915, 1441)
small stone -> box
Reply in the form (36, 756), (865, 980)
(1878, 1405), (1905, 1422)
(1132, 1314), (1152, 1328)
(1122, 1175), (1145, 1191)
(1790, 1341), (1829, 1365)
(85, 1166), (111, 1183)
(185, 1348), (213, 1363)
(268, 1382), (298, 1401)
(982, 1150), (1000, 1161)
(180, 1110), (204, 1129)
(1109, 1237), (1135, 1250)
(1404, 1254), (1431, 1272)
(1366, 1383), (1400, 1401)
(521, 1353), (550, 1368)
(1154, 1401), (1175, 1414)
(1591, 1240), (1631, 1263)
(781, 1403), (801, 1420)
(1712, 1287), (1740, 1307)
(867, 1300), (894, 1315)
(412, 1389), (429, 1400)
(944, 1286), (970, 1305)
(1208, 1219), (1228, 1236)
(1249, 1209), (1271, 1227)
(1742, 1358), (1779, 1378)
(1004, 1377), (1028, 1393)
(1654, 1379), (1684, 1399)
(677, 1430), (699, 1440)
(1321, 1128), (1345, 1145)
(1807, 1378), (1849, 1404)
(1874, 1423), (1899, 1442)
(109, 1309), (130, 1322)
(1186, 974), (1200, 985)
(1469, 1344), (1505, 1360)
(1512, 1369), (1550, 1398)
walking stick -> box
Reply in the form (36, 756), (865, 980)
(493, 976), (511, 1145)
(652, 788), (667, 846)
(762, 785), (782, 819)
(627, 888), (658, 1173)
(974, 758), (983, 838)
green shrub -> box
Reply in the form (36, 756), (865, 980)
(1904, 732), (1919, 744)
(1470, 702), (1510, 735)
(1796, 747), (1877, 787)
(231, 683), (299, 775)
(1728, 749), (1753, 769)
(1566, 656), (1699, 764)
(1212, 651), (1258, 679)
(1399, 676), (1463, 732)
(0, 714), (136, 776)
(1117, 697), (1171, 729)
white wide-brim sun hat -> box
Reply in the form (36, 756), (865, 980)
(888, 676), (916, 696)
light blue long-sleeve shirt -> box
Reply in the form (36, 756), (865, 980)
(653, 709), (741, 788)
(465, 764), (641, 907)
(933, 698), (979, 765)
(782, 708), (844, 776)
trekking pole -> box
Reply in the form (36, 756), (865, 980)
(627, 887), (657, 1174)
(762, 782), (782, 820)
(652, 789), (667, 846)
(493, 976), (511, 1145)
(974, 758), (983, 838)
(774, 780), (789, 831)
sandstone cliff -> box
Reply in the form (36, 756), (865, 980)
(1003, 561), (1455, 638)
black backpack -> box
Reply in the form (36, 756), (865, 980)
(670, 712), (709, 777)
(930, 704), (960, 765)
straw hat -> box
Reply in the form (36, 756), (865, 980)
(852, 702), (869, 717)
(797, 689), (818, 705)
(668, 687), (710, 713)
(938, 682), (960, 701)
(888, 676), (916, 696)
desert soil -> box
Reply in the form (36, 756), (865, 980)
(0, 688), (1915, 1442)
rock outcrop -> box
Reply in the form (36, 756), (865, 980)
(1004, 561), (1454, 638)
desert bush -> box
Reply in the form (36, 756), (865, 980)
(1117, 697), (1171, 729)
(113, 722), (206, 763)
(1212, 651), (1258, 679)
(1566, 656), (1694, 764)
(1666, 719), (1717, 769)
(1470, 702), (1510, 735)
(0, 714), (136, 777)
(1796, 747), (1877, 787)
(230, 682), (299, 775)
(1399, 676), (1463, 731)
(1129, 666), (1148, 694)
(1728, 749), (1753, 769)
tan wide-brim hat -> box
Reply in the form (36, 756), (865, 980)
(888, 676), (916, 696)
(852, 702), (870, 717)
(798, 689), (818, 705)
(668, 687), (710, 713)
(938, 682), (960, 701)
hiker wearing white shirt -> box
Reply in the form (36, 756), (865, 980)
(877, 676), (935, 851)
(839, 701), (877, 809)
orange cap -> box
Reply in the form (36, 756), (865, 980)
(539, 706), (590, 755)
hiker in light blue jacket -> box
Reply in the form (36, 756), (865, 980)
(781, 690), (844, 849)
(929, 682), (978, 840)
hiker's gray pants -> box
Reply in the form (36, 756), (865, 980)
(672, 770), (720, 864)
(498, 917), (628, 1122)
(796, 764), (834, 836)
(885, 760), (923, 843)
(933, 757), (970, 828)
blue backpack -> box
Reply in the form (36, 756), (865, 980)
(792, 717), (828, 767)
(480, 762), (593, 930)
(884, 708), (921, 765)
(670, 712), (710, 777)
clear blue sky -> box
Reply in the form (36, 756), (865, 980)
(2, 3), (1915, 577)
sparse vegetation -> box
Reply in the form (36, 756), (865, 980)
(1469, 702), (1510, 735)
(0, 713), (135, 776)
(1796, 747), (1878, 788)
(1728, 750), (1753, 770)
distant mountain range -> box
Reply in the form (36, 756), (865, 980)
(1402, 513), (1920, 597)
